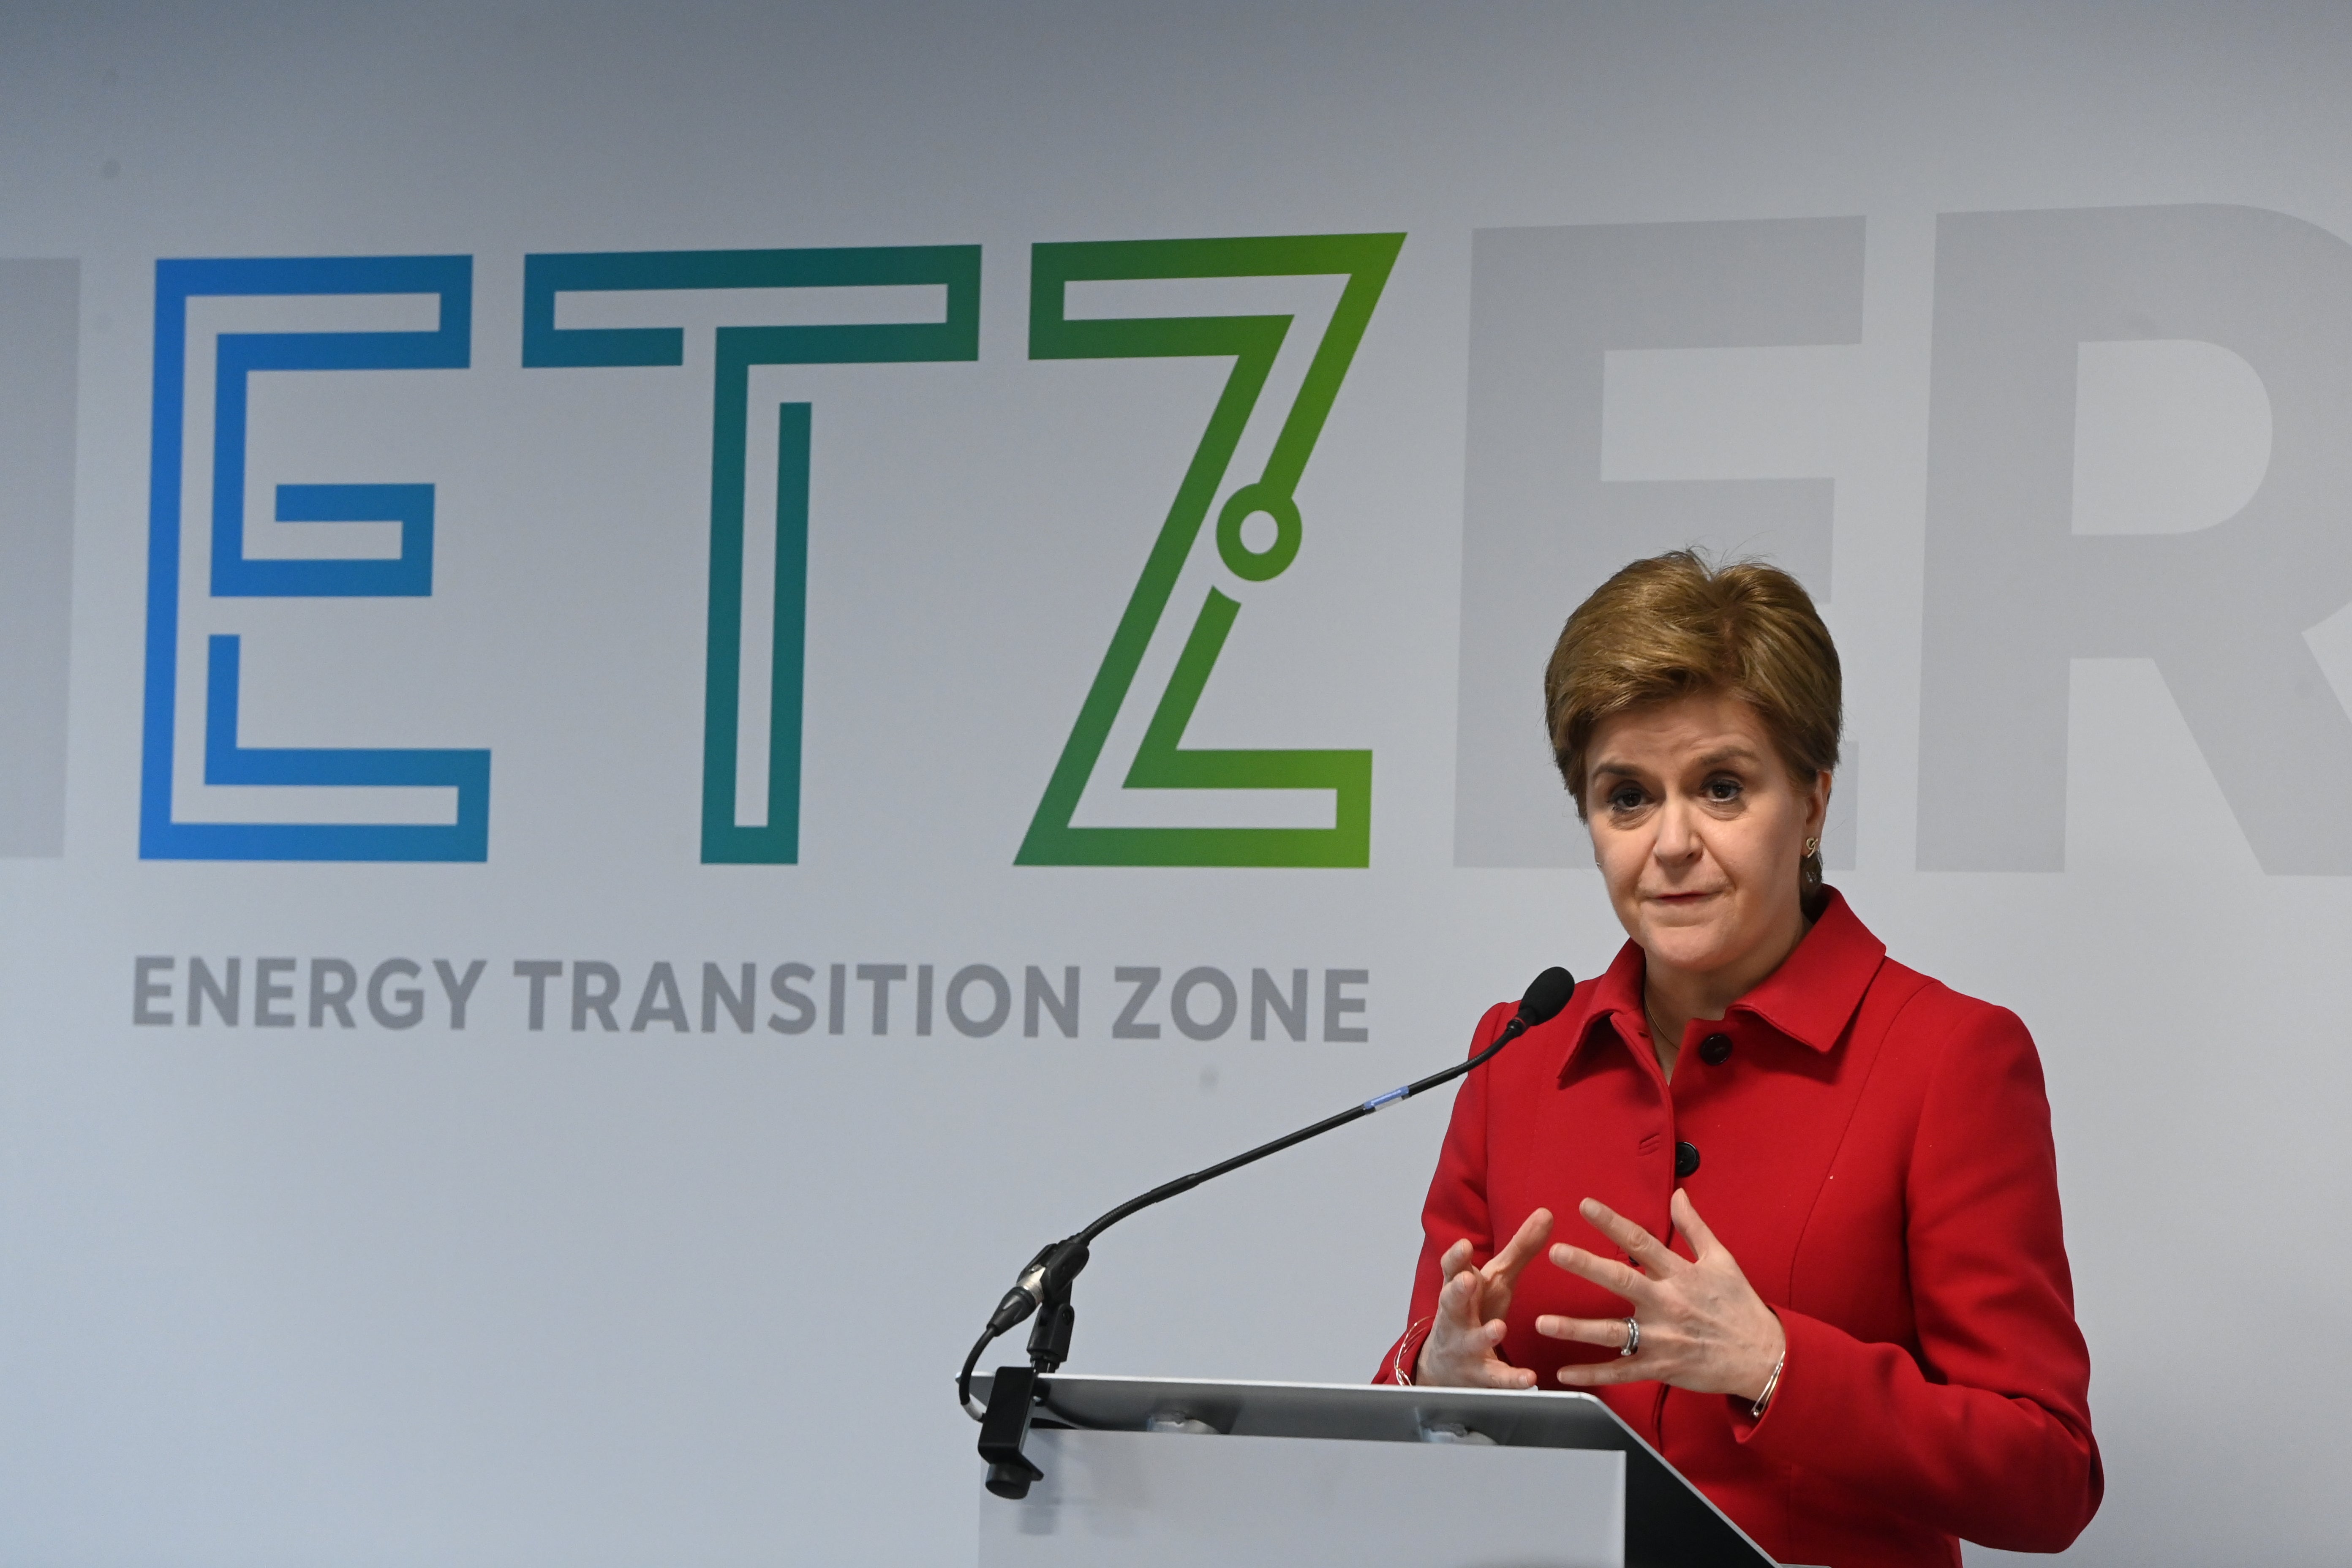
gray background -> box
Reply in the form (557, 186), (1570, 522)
(0, 259), (76, 856)
(3, 3), (2350, 1565)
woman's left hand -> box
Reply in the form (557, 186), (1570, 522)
(1536, 1189), (1786, 1401)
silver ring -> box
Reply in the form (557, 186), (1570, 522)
(1618, 1317), (1640, 1358)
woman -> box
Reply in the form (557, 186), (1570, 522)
(1376, 553), (2100, 1568)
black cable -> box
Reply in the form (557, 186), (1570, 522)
(1063, 1018), (1534, 1253)
(959, 1327), (996, 1420)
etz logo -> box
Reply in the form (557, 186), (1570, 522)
(136, 234), (1397, 868)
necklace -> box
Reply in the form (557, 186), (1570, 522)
(1643, 996), (1678, 1059)
(1643, 998), (1682, 1083)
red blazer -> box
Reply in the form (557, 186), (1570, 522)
(1375, 892), (2101, 1568)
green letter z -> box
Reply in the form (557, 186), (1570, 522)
(1016, 232), (1403, 868)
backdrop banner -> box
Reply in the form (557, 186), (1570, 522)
(4, 5), (2350, 1565)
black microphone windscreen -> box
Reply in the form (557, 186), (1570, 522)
(1517, 966), (1577, 1026)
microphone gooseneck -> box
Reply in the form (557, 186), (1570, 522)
(960, 965), (1577, 1494)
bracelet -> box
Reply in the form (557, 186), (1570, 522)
(1393, 1316), (1433, 1387)
(1749, 1350), (1785, 1418)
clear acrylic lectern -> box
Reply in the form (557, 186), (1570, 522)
(972, 1372), (1779, 1568)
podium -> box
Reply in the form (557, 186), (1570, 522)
(973, 1372), (1778, 1568)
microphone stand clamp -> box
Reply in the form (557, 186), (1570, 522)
(976, 1236), (1089, 1498)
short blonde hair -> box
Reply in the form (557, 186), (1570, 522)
(1545, 549), (1841, 825)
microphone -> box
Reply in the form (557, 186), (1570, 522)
(964, 964), (1577, 1497)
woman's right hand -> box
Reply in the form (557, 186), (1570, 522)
(1414, 1208), (1554, 1388)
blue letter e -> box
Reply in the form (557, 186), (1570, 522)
(139, 255), (488, 861)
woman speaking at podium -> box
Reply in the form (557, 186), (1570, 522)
(1377, 553), (2101, 1567)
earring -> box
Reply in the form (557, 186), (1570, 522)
(1802, 837), (1819, 858)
